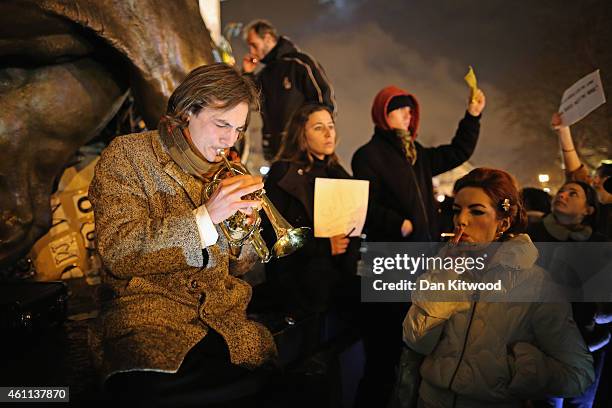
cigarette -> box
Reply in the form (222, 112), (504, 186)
(450, 227), (464, 244)
(441, 233), (456, 237)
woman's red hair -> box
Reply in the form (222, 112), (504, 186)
(453, 167), (528, 235)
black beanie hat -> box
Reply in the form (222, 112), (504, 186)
(387, 95), (415, 114)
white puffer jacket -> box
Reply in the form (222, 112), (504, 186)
(403, 234), (594, 408)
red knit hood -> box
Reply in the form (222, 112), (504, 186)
(371, 86), (420, 139)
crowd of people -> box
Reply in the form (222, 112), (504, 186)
(87, 19), (611, 408)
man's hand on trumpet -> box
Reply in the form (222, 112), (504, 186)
(204, 175), (263, 224)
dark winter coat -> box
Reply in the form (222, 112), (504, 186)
(252, 37), (336, 159)
(262, 158), (359, 313)
(352, 86), (480, 242)
(527, 214), (611, 352)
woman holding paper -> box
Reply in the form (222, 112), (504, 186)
(261, 103), (360, 315)
(527, 181), (609, 408)
(551, 112), (612, 240)
(527, 114), (610, 408)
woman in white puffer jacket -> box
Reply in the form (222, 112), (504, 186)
(402, 168), (594, 408)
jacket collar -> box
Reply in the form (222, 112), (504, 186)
(276, 160), (350, 222)
(372, 126), (413, 156)
(542, 213), (593, 241)
(437, 233), (539, 273)
(487, 234), (539, 270)
(151, 130), (203, 208)
(277, 161), (315, 222)
(262, 36), (297, 64)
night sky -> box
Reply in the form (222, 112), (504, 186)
(222, 0), (612, 191)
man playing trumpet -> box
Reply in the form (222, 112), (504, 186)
(89, 63), (276, 406)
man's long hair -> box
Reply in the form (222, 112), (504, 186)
(165, 63), (259, 128)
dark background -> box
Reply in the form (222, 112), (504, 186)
(222, 0), (612, 190)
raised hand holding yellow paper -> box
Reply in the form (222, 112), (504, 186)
(464, 66), (479, 103)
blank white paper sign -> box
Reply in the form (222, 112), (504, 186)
(314, 178), (369, 238)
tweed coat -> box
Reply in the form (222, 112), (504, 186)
(88, 130), (277, 381)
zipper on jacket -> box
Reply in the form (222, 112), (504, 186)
(448, 301), (477, 407)
(407, 164), (432, 241)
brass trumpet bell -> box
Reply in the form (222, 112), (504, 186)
(260, 195), (310, 259)
(273, 228), (311, 258)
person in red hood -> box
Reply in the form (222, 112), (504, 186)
(353, 85), (485, 243)
(351, 85), (485, 407)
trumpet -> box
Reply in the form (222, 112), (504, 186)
(203, 149), (309, 262)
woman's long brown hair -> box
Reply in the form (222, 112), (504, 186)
(274, 104), (340, 170)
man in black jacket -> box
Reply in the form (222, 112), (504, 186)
(242, 20), (336, 160)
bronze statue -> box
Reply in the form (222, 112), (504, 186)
(0, 0), (214, 271)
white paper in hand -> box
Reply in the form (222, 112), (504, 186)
(314, 178), (369, 238)
(559, 70), (606, 126)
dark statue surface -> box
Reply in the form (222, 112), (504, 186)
(0, 0), (214, 268)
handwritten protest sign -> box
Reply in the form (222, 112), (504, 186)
(314, 178), (369, 238)
(464, 66), (479, 102)
(559, 70), (606, 126)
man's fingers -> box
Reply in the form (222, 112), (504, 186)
(237, 200), (262, 213)
(220, 174), (262, 187)
(219, 200), (260, 221)
(218, 176), (263, 197)
(237, 208), (254, 216)
(233, 199), (261, 210)
(234, 183), (264, 200)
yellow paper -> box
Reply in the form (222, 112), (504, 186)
(464, 66), (478, 102)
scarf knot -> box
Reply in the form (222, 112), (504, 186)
(395, 129), (417, 165)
